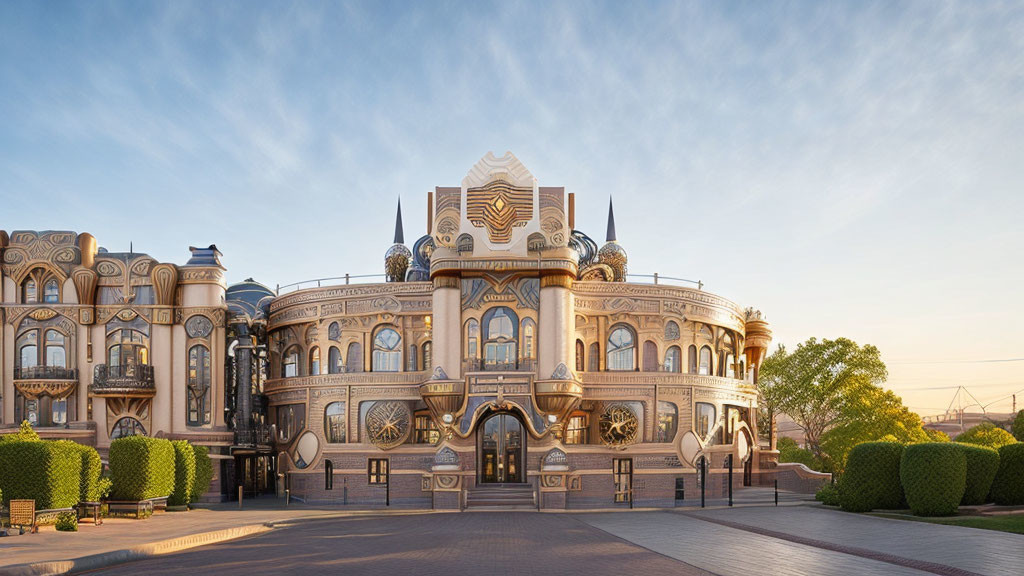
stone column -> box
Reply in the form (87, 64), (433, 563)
(233, 323), (253, 433)
(539, 274), (574, 377)
(431, 276), (461, 378)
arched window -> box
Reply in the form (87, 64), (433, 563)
(328, 346), (342, 374)
(346, 342), (363, 373)
(107, 328), (149, 377)
(407, 343), (418, 371)
(521, 318), (536, 363)
(309, 346), (321, 375)
(606, 326), (635, 371)
(324, 402), (346, 443)
(688, 345), (698, 374)
(372, 327), (401, 372)
(466, 319), (479, 359)
(22, 278), (37, 303)
(576, 339), (585, 372)
(422, 341), (432, 371)
(642, 340), (658, 372)
(657, 401), (678, 442)
(695, 402), (716, 441)
(588, 342), (600, 372)
(43, 279), (59, 303)
(17, 330), (38, 370)
(328, 322), (341, 341)
(45, 330), (66, 368)
(665, 320), (680, 341)
(187, 345), (211, 426)
(282, 346), (300, 378)
(111, 417), (146, 439)
(483, 307), (518, 370)
(699, 346), (712, 376)
(665, 346), (681, 373)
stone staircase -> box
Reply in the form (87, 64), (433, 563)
(465, 485), (536, 510)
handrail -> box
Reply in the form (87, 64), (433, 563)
(273, 271), (703, 295)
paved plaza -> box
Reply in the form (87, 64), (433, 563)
(1, 504), (1013, 576)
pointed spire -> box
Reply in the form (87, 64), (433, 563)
(605, 196), (617, 242)
(393, 198), (405, 244)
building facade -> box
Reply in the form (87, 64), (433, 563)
(1, 152), (774, 508)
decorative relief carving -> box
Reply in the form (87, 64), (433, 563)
(1, 231), (80, 280)
(71, 268), (98, 307)
(434, 446), (460, 466)
(28, 308), (58, 321)
(269, 282), (430, 313)
(96, 261), (121, 278)
(185, 315), (213, 338)
(466, 179), (534, 244)
(178, 267), (225, 286)
(150, 263), (178, 307)
(461, 277), (539, 310)
(433, 187), (461, 248)
(366, 401), (412, 450)
(599, 404), (639, 447)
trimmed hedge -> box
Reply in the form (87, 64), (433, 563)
(989, 443), (1024, 505)
(191, 444), (213, 503)
(60, 441), (104, 503)
(839, 442), (905, 512)
(169, 440), (197, 506)
(0, 440), (82, 510)
(955, 443), (1000, 505)
(109, 436), (175, 501)
(900, 442), (966, 516)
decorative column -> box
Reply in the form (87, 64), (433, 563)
(539, 273), (574, 378)
(233, 322), (254, 433)
(431, 275), (461, 379)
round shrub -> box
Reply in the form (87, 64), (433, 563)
(954, 422), (1017, 450)
(955, 443), (999, 505)
(0, 440), (82, 509)
(989, 443), (1024, 505)
(839, 442), (904, 512)
(815, 483), (840, 506)
(109, 436), (175, 501)
(55, 511), (78, 532)
(169, 440), (197, 507)
(190, 444), (213, 504)
(900, 442), (966, 516)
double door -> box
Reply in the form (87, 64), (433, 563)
(479, 413), (525, 484)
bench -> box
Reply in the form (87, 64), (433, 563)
(77, 501), (104, 525)
(107, 499), (155, 519)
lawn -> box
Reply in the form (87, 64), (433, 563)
(869, 512), (1024, 535)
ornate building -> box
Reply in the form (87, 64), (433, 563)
(0, 152), (773, 508)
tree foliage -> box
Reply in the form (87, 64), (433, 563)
(1012, 410), (1024, 442)
(759, 338), (923, 472)
(954, 422), (1017, 450)
(925, 429), (951, 442)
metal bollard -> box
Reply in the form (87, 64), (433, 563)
(286, 488), (291, 507)
(774, 479), (778, 506)
(238, 485), (243, 510)
(700, 458), (706, 508)
(728, 456), (733, 507)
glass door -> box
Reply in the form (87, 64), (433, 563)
(479, 413), (525, 484)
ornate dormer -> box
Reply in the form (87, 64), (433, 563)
(598, 197), (628, 281)
(385, 199), (412, 282)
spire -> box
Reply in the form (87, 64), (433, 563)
(393, 198), (405, 244)
(605, 196), (617, 242)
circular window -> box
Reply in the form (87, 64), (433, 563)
(599, 404), (639, 447)
(365, 401), (411, 450)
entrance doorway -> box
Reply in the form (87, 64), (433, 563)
(478, 412), (526, 484)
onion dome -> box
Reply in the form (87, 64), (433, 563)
(598, 197), (627, 282)
(385, 199), (412, 282)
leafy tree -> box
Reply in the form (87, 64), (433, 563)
(925, 428), (951, 442)
(820, 385), (928, 473)
(1012, 410), (1024, 442)
(760, 338), (888, 466)
(776, 436), (823, 471)
(757, 346), (791, 448)
(954, 422), (1017, 450)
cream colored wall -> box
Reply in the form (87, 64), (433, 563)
(538, 284), (573, 377)
(2, 322), (12, 424)
(432, 283), (461, 378)
(3, 276), (14, 304)
(76, 323), (89, 422)
(151, 323), (173, 435)
(91, 323), (108, 445)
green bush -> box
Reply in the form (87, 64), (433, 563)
(169, 440), (197, 506)
(954, 422), (1017, 450)
(58, 441), (104, 503)
(815, 483), (840, 506)
(839, 442), (905, 512)
(989, 443), (1024, 505)
(900, 442), (966, 516)
(778, 437), (822, 471)
(190, 444), (213, 504)
(0, 440), (81, 510)
(0, 420), (41, 443)
(1012, 411), (1024, 442)
(109, 436), (175, 501)
(955, 443), (1000, 505)
(55, 511), (78, 532)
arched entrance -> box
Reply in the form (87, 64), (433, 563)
(478, 412), (526, 484)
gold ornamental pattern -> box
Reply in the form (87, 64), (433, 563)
(365, 401), (412, 450)
(599, 404), (639, 447)
(466, 180), (533, 243)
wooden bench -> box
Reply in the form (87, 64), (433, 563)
(9, 499), (37, 534)
(77, 501), (104, 525)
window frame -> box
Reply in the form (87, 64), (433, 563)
(368, 458), (389, 485)
(187, 344), (212, 426)
(606, 325), (636, 371)
(371, 327), (402, 372)
(324, 401), (346, 443)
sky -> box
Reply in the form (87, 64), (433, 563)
(1, 1), (1022, 417)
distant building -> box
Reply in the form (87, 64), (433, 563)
(2, 152), (775, 507)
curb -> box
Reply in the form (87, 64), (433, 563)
(0, 523), (275, 576)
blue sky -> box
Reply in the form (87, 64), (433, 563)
(2, 1), (1022, 416)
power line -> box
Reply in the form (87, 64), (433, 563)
(889, 358), (1024, 365)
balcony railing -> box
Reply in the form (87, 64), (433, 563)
(14, 366), (79, 380)
(234, 424), (274, 447)
(463, 358), (538, 373)
(90, 364), (156, 396)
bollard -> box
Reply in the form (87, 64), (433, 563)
(238, 485), (243, 510)
(700, 457), (706, 508)
(286, 488), (291, 507)
(728, 456), (733, 507)
(774, 479), (778, 506)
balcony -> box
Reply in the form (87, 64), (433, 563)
(462, 358), (538, 373)
(233, 424), (274, 448)
(90, 364), (156, 397)
(14, 366), (79, 380)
